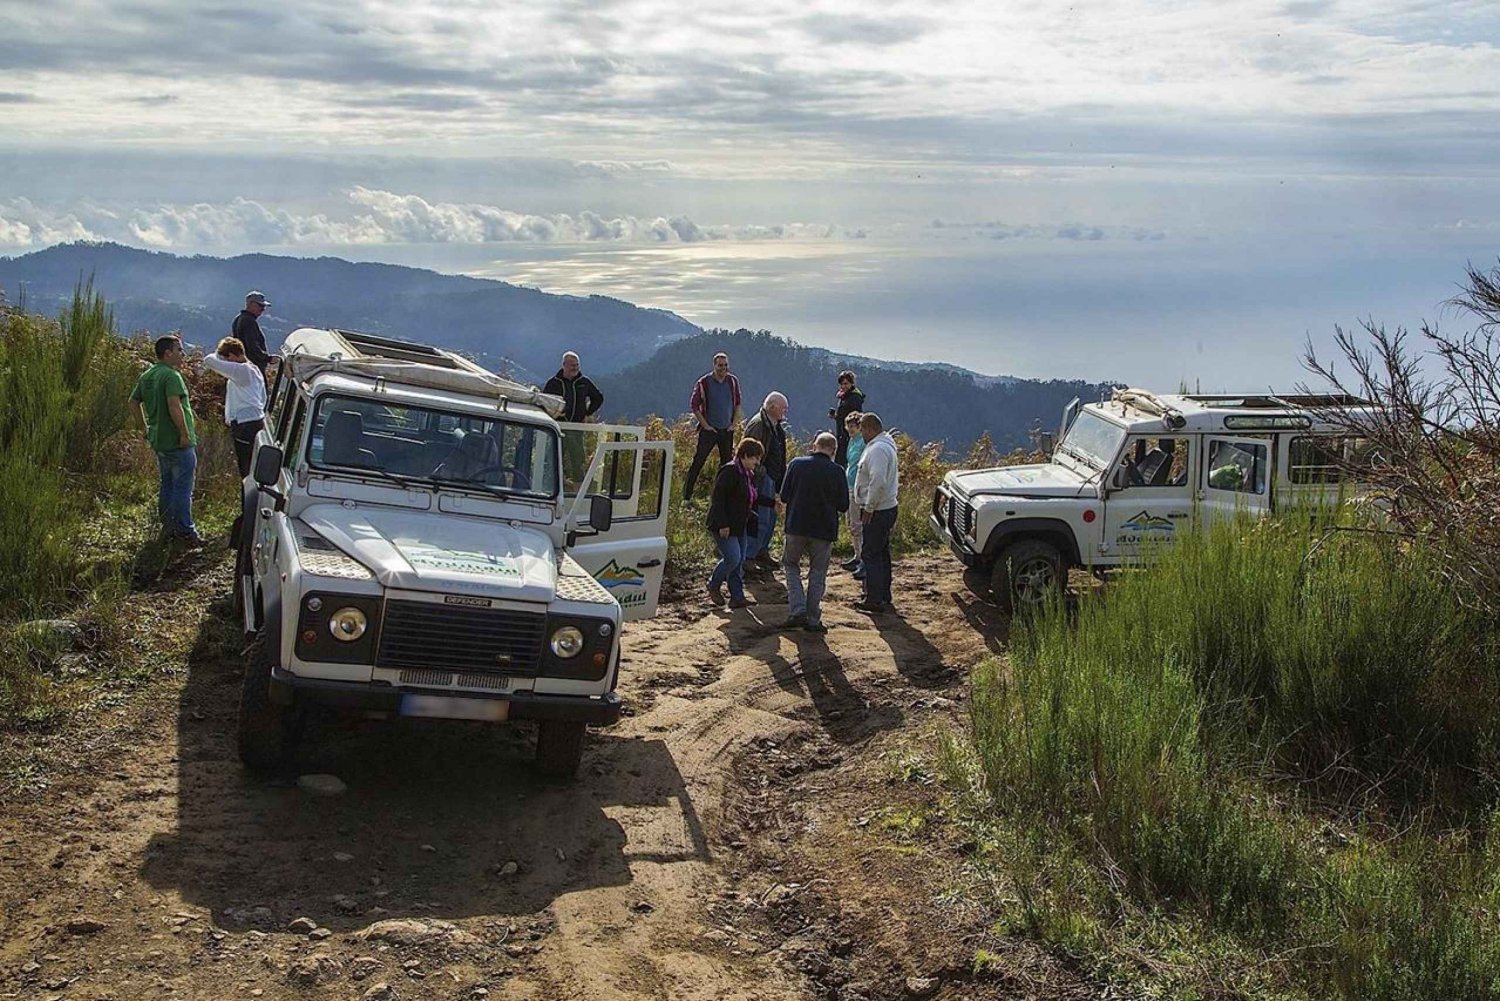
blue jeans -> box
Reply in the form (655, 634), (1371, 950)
(861, 507), (898, 605)
(744, 471), (777, 559)
(708, 532), (747, 602)
(782, 534), (832, 624)
(156, 446), (198, 538)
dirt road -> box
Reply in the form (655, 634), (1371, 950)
(0, 553), (1095, 1000)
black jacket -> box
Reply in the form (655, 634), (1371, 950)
(542, 371), (605, 423)
(232, 310), (269, 375)
(743, 409), (789, 487)
(706, 462), (775, 537)
(780, 453), (850, 542)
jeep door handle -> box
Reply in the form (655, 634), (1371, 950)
(636, 558), (662, 568)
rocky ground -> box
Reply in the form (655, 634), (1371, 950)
(0, 550), (1102, 1000)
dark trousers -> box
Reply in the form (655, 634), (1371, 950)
(683, 426), (733, 500)
(230, 419), (264, 478)
(861, 507), (898, 606)
(835, 428), (850, 468)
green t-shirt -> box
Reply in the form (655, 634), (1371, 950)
(130, 362), (197, 452)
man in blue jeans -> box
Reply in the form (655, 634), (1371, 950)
(778, 433), (849, 633)
(851, 412), (900, 613)
(130, 334), (202, 546)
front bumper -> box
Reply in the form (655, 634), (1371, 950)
(930, 514), (982, 567)
(268, 666), (623, 725)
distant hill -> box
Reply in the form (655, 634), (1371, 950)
(605, 330), (1109, 452)
(0, 243), (1109, 451)
(0, 242), (699, 382)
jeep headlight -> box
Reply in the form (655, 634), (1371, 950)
(328, 606), (368, 642)
(549, 625), (585, 659)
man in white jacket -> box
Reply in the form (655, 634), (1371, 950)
(201, 336), (268, 478)
(851, 412), (900, 613)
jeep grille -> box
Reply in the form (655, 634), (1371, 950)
(376, 600), (547, 676)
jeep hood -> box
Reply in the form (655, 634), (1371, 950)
(300, 504), (557, 601)
(950, 463), (1095, 499)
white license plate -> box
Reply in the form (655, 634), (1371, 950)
(399, 694), (509, 722)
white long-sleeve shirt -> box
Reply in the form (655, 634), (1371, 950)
(202, 352), (267, 425)
(853, 431), (900, 513)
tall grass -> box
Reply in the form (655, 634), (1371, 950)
(968, 513), (1500, 997)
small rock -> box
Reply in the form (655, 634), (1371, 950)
(504, 944), (527, 959)
(287, 917), (318, 935)
(554, 848), (566, 861)
(333, 894), (360, 913)
(496, 861), (519, 877)
(297, 774), (347, 796)
(20, 961), (40, 974)
(419, 844), (436, 853)
(287, 953), (342, 987)
(472, 989), (489, 998)
(66, 917), (106, 935)
(15, 618), (82, 653)
(629, 900), (654, 914)
(349, 957), (383, 981)
(225, 905), (275, 928)
(333, 852), (354, 862)
(358, 918), (478, 948)
(309, 927), (332, 940)
(362, 982), (396, 1001)
(905, 975), (940, 998)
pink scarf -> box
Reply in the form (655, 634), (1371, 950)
(736, 460), (758, 510)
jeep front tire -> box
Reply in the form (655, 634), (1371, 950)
(236, 629), (302, 772)
(535, 720), (587, 779)
(991, 538), (1065, 614)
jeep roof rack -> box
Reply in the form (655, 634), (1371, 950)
(278, 327), (564, 418)
(1185, 393), (1372, 409)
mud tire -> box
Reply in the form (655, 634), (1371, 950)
(236, 629), (301, 773)
(991, 538), (1065, 615)
(535, 720), (587, 780)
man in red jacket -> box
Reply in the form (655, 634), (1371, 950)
(682, 352), (742, 501)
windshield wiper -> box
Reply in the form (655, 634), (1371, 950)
(443, 477), (518, 501)
(346, 465), (427, 490)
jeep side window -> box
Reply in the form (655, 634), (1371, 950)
(1289, 436), (1375, 484)
(1115, 436), (1190, 488)
(281, 399), (306, 469)
(1206, 440), (1267, 494)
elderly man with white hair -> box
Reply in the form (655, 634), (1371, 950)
(543, 350), (605, 487)
(777, 432), (850, 632)
(742, 390), (790, 569)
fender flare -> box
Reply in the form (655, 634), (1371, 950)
(981, 518), (1082, 567)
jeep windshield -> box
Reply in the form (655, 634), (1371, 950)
(1055, 410), (1125, 470)
(306, 394), (560, 499)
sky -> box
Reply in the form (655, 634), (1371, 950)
(2, 0), (1499, 387)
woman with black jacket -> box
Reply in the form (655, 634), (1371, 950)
(706, 437), (775, 608)
(830, 370), (866, 467)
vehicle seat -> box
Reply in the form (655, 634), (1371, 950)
(434, 430), (500, 481)
(324, 410), (377, 468)
(1140, 448), (1172, 486)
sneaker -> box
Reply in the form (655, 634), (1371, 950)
(708, 583), (726, 607)
(841, 557), (861, 571)
(174, 531), (206, 549)
(780, 613), (808, 630)
(852, 599), (892, 615)
(802, 621), (828, 634)
(753, 551), (778, 568)
(852, 568), (866, 581)
(728, 596), (758, 609)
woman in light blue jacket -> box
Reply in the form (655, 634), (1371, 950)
(842, 412), (866, 574)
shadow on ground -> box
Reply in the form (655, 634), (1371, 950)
(142, 594), (710, 931)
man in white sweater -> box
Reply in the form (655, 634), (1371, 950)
(201, 336), (268, 478)
(851, 412), (900, 613)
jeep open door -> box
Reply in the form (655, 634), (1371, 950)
(560, 422), (673, 620)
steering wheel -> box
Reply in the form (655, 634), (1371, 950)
(466, 465), (532, 491)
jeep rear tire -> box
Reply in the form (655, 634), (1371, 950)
(991, 539), (1065, 615)
(535, 720), (587, 780)
(237, 629), (302, 773)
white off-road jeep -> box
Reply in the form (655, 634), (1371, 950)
(932, 388), (1377, 611)
(234, 328), (672, 778)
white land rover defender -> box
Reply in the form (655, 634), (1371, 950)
(932, 388), (1377, 611)
(234, 328), (673, 778)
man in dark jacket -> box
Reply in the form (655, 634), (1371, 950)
(830, 370), (866, 467)
(778, 433), (850, 632)
(544, 351), (606, 487)
(742, 391), (789, 567)
(232, 291), (272, 376)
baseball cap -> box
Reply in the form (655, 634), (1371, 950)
(245, 290), (271, 306)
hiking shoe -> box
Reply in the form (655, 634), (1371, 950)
(802, 621), (829, 634)
(841, 557), (861, 571)
(728, 596), (758, 609)
(780, 614), (808, 630)
(852, 568), (866, 581)
(708, 583), (726, 607)
(753, 551), (778, 568)
(852, 599), (893, 615)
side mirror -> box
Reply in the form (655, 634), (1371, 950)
(587, 493), (613, 533)
(1109, 465), (1128, 491)
(252, 444), (284, 487)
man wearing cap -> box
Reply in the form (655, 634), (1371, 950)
(232, 291), (272, 376)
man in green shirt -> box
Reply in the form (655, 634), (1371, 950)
(130, 335), (202, 545)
